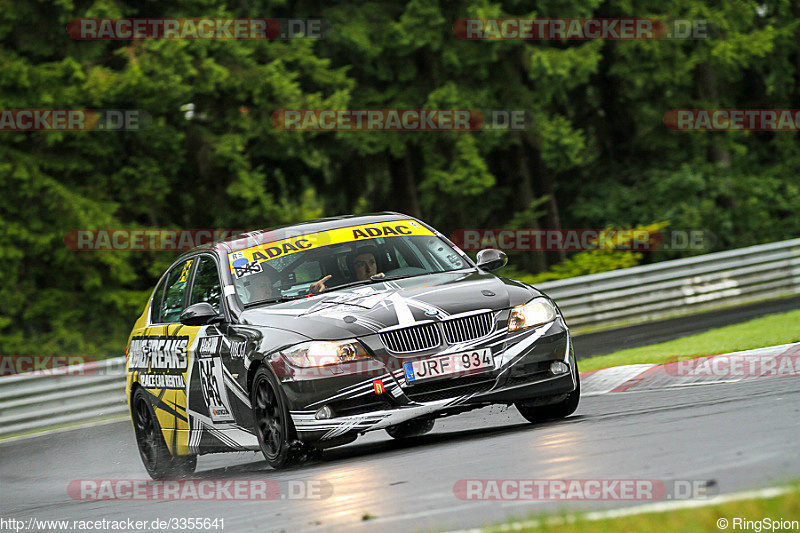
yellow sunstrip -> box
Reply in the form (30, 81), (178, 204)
(228, 219), (435, 277)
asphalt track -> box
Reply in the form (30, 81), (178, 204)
(573, 295), (800, 358)
(2, 376), (798, 532)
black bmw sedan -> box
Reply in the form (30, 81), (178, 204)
(125, 213), (579, 478)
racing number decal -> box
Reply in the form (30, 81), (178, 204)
(232, 258), (262, 279)
(197, 342), (235, 424)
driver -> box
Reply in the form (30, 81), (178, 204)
(242, 246), (386, 300)
(351, 246), (384, 281)
(304, 246), (385, 295)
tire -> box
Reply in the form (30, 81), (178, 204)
(132, 388), (197, 479)
(251, 366), (298, 469)
(515, 362), (581, 424)
(386, 418), (435, 439)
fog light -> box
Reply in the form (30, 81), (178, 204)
(550, 361), (569, 375)
(315, 405), (334, 420)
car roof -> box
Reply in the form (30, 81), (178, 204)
(183, 212), (418, 258)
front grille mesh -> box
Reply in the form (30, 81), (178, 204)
(405, 376), (495, 402)
(380, 312), (495, 353)
(380, 323), (441, 353)
(442, 312), (494, 344)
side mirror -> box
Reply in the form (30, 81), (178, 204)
(476, 249), (508, 272)
(180, 302), (224, 326)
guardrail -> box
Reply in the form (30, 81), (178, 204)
(0, 357), (127, 439)
(1, 238), (799, 439)
(537, 238), (800, 329)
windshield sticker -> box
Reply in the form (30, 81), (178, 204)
(232, 257), (262, 278)
(228, 220), (435, 276)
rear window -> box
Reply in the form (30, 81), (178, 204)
(149, 276), (168, 324)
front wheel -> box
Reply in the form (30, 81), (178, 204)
(515, 369), (580, 423)
(132, 388), (197, 479)
(251, 367), (298, 469)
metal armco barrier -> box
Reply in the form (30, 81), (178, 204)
(537, 238), (800, 329)
(1, 238), (799, 438)
(0, 357), (127, 438)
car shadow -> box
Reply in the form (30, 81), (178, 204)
(188, 414), (588, 479)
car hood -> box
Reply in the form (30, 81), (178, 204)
(239, 270), (541, 340)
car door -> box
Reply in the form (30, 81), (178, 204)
(185, 254), (258, 452)
(131, 256), (199, 457)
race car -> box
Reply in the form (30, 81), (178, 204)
(125, 213), (580, 478)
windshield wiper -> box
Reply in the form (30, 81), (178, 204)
(322, 273), (428, 293)
(323, 278), (379, 292)
(373, 273), (427, 282)
(243, 294), (306, 308)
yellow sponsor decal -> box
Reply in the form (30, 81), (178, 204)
(229, 219), (435, 277)
(126, 324), (200, 456)
(178, 259), (193, 282)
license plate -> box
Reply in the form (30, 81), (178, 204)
(403, 348), (493, 383)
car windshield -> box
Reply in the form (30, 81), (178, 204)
(228, 220), (471, 306)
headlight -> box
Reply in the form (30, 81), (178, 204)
(282, 340), (370, 367)
(508, 298), (557, 331)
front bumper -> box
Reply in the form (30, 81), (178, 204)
(274, 317), (576, 444)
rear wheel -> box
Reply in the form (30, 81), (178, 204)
(132, 388), (197, 479)
(386, 418), (435, 439)
(252, 367), (298, 469)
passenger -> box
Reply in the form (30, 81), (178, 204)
(309, 274), (332, 294)
(241, 268), (276, 302)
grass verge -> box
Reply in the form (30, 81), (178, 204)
(578, 309), (800, 372)
(483, 486), (799, 532)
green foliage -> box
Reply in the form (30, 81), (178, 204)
(503, 223), (668, 284)
(1, 0), (799, 358)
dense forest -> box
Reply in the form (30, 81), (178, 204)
(2, 0), (799, 356)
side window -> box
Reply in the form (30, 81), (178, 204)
(150, 276), (168, 324)
(159, 259), (194, 323)
(189, 256), (222, 313)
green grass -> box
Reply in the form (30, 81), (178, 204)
(579, 309), (800, 372)
(483, 487), (799, 533)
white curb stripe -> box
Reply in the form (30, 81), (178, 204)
(580, 364), (657, 396)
